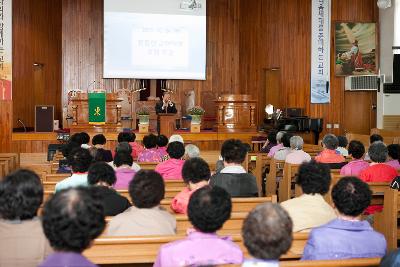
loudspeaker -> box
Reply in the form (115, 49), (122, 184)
(35, 105), (54, 132)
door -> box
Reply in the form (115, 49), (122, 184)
(343, 91), (377, 134)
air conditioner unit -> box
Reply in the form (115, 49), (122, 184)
(345, 75), (380, 91)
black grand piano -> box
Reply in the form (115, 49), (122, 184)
(270, 108), (323, 145)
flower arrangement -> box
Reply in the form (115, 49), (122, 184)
(136, 107), (150, 115)
(188, 106), (205, 115)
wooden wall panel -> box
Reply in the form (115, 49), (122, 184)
(239, 0), (378, 135)
(62, 0), (240, 120)
(12, 0), (62, 129)
(0, 101), (12, 152)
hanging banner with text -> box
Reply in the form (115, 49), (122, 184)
(0, 0), (12, 100)
(311, 0), (331, 104)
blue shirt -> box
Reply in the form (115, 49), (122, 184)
(55, 173), (88, 192)
(39, 252), (97, 267)
(302, 218), (386, 260)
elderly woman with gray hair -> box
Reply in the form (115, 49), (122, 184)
(315, 134), (345, 164)
(285, 136), (312, 164)
(267, 131), (286, 158)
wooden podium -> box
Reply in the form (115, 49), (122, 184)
(69, 92), (123, 127)
(158, 114), (177, 137)
(215, 94), (257, 132)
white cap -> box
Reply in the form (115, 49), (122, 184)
(169, 134), (184, 144)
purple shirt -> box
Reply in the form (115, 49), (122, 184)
(157, 147), (168, 159)
(155, 158), (185, 180)
(114, 167), (136, 189)
(340, 159), (370, 176)
(153, 231), (243, 267)
(267, 144), (283, 157)
(302, 219), (386, 260)
(39, 252), (97, 267)
(138, 148), (162, 163)
(386, 160), (400, 170)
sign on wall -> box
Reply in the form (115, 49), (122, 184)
(311, 0), (331, 104)
(0, 0), (12, 100)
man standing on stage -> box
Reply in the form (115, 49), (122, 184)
(155, 92), (177, 114)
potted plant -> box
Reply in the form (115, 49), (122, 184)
(188, 106), (205, 125)
(136, 107), (150, 125)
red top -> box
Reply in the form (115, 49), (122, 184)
(315, 149), (345, 164)
(359, 163), (398, 214)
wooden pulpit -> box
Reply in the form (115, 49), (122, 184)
(158, 114), (177, 137)
(69, 92), (123, 127)
(215, 94), (257, 132)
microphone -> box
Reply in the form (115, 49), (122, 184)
(17, 118), (27, 132)
(86, 80), (96, 92)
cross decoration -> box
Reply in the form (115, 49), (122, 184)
(94, 106), (101, 116)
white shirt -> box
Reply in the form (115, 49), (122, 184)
(220, 165), (247, 174)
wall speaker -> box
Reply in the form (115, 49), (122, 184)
(35, 105), (54, 132)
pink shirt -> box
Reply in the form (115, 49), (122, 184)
(129, 142), (144, 159)
(285, 150), (312, 164)
(315, 149), (345, 164)
(138, 148), (162, 163)
(153, 231), (243, 267)
(157, 147), (168, 159)
(267, 144), (283, 157)
(340, 159), (370, 176)
(114, 168), (136, 189)
(171, 186), (207, 214)
(155, 159), (185, 180)
(386, 160), (400, 170)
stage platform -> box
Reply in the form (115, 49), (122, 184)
(11, 130), (263, 153)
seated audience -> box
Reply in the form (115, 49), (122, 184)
(155, 141), (185, 180)
(242, 203), (293, 266)
(58, 141), (80, 173)
(169, 134), (184, 144)
(129, 132), (144, 159)
(138, 134), (162, 162)
(107, 170), (176, 236)
(39, 187), (105, 267)
(261, 130), (278, 154)
(88, 162), (131, 216)
(93, 148), (111, 162)
(380, 248), (400, 266)
(80, 132), (91, 149)
(154, 186), (243, 266)
(171, 158), (210, 214)
(336, 135), (349, 157)
(69, 132), (84, 146)
(274, 133), (293, 160)
(55, 148), (93, 192)
(91, 134), (113, 162)
(184, 144), (200, 159)
(285, 136), (312, 164)
(267, 131), (286, 158)
(340, 140), (369, 176)
(386, 144), (400, 170)
(359, 141), (398, 214)
(113, 152), (136, 189)
(364, 134), (384, 161)
(315, 134), (345, 164)
(156, 134), (169, 158)
(302, 177), (386, 260)
(113, 142), (140, 171)
(0, 170), (52, 267)
(210, 139), (258, 197)
(281, 161), (336, 232)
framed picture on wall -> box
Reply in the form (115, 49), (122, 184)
(334, 22), (377, 76)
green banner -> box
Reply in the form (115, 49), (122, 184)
(88, 92), (106, 124)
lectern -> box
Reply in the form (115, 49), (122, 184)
(158, 114), (177, 137)
(215, 94), (257, 132)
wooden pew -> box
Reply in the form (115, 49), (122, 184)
(280, 163), (300, 202)
(41, 172), (70, 182)
(160, 196), (277, 213)
(0, 161), (6, 178)
(0, 159), (10, 177)
(104, 212), (249, 235)
(0, 153), (20, 172)
(83, 233), (309, 265)
(43, 186), (184, 201)
(267, 158), (285, 197)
